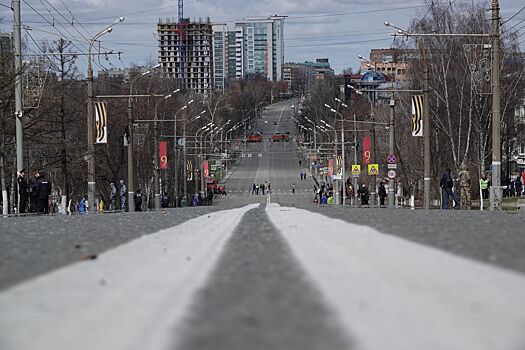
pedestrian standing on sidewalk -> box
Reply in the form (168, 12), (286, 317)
(252, 183), (256, 194)
(480, 173), (489, 203)
(119, 180), (127, 211)
(28, 171), (39, 213)
(440, 168), (459, 209)
(36, 171), (52, 214)
(292, 183), (296, 194)
(17, 169), (28, 213)
(110, 183), (117, 210)
(378, 182), (387, 206)
(134, 189), (143, 211)
(516, 176), (523, 197)
(458, 163), (472, 210)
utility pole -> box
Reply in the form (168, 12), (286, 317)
(353, 114), (358, 207)
(341, 118), (346, 205)
(423, 42), (431, 210)
(127, 87), (135, 212)
(370, 92), (377, 207)
(13, 0), (24, 177)
(389, 93), (395, 208)
(86, 50), (96, 211)
(154, 112), (160, 209)
(183, 111), (188, 201)
(490, 0), (502, 210)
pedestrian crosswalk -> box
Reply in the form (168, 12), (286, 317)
(222, 189), (315, 196)
(2, 205), (525, 350)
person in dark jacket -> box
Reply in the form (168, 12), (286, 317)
(161, 192), (170, 208)
(378, 182), (387, 206)
(440, 168), (459, 209)
(17, 169), (28, 213)
(133, 189), (143, 211)
(28, 171), (39, 213)
(36, 171), (52, 214)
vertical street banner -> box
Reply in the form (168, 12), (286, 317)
(411, 95), (424, 137)
(187, 160), (193, 181)
(363, 135), (371, 164)
(328, 159), (333, 177)
(95, 101), (107, 144)
(159, 141), (168, 169)
(203, 160), (209, 177)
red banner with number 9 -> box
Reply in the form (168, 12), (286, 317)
(159, 141), (168, 169)
(363, 136), (371, 165)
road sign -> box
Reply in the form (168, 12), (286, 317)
(210, 164), (217, 171)
(388, 170), (397, 179)
(368, 164), (379, 176)
(387, 154), (397, 164)
(387, 163), (398, 169)
(351, 165), (361, 176)
(178, 137), (186, 147)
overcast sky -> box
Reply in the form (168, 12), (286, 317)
(0, 0), (523, 75)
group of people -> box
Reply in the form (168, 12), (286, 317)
(299, 171), (307, 181)
(252, 182), (270, 195)
(508, 172), (525, 197)
(313, 183), (334, 205)
(17, 169), (52, 214)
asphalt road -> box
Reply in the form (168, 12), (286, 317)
(1, 99), (525, 350)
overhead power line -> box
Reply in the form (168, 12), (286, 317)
(501, 5), (525, 26)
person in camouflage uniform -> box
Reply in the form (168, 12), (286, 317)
(458, 163), (471, 210)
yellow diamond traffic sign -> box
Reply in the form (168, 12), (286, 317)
(368, 163), (379, 175)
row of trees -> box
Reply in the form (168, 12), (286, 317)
(0, 36), (274, 212)
(298, 1), (524, 203)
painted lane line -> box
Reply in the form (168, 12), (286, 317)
(0, 204), (259, 350)
(266, 204), (525, 350)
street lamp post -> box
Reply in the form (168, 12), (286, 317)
(87, 16), (124, 211)
(127, 65), (161, 212)
(171, 98), (192, 207)
(154, 93), (175, 209)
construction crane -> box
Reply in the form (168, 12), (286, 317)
(177, 0), (186, 84)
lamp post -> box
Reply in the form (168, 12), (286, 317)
(127, 64), (161, 212)
(154, 93), (175, 209)
(182, 105), (202, 200)
(172, 98), (192, 207)
(87, 16), (124, 210)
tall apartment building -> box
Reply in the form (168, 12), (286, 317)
(157, 18), (213, 95)
(213, 16), (285, 89)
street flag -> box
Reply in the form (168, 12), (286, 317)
(187, 160), (193, 181)
(203, 160), (209, 177)
(411, 95), (423, 137)
(363, 135), (371, 164)
(95, 101), (107, 143)
(159, 141), (168, 169)
(328, 159), (333, 177)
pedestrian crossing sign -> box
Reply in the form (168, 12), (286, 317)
(368, 164), (379, 175)
(351, 165), (361, 176)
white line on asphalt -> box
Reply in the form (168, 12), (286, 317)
(266, 204), (525, 350)
(0, 204), (259, 350)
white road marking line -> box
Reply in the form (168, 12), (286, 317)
(0, 204), (259, 350)
(266, 204), (525, 350)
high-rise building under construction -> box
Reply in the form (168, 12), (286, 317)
(157, 17), (213, 95)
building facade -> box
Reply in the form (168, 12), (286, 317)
(213, 16), (285, 89)
(282, 58), (334, 93)
(359, 48), (417, 81)
(157, 17), (213, 95)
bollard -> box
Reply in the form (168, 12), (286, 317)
(410, 195), (415, 210)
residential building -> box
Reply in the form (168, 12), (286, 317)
(157, 17), (213, 95)
(359, 48), (417, 81)
(282, 58), (334, 93)
(0, 32), (12, 53)
(97, 67), (149, 81)
(212, 15), (285, 89)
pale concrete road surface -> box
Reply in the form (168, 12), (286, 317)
(1, 100), (525, 350)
